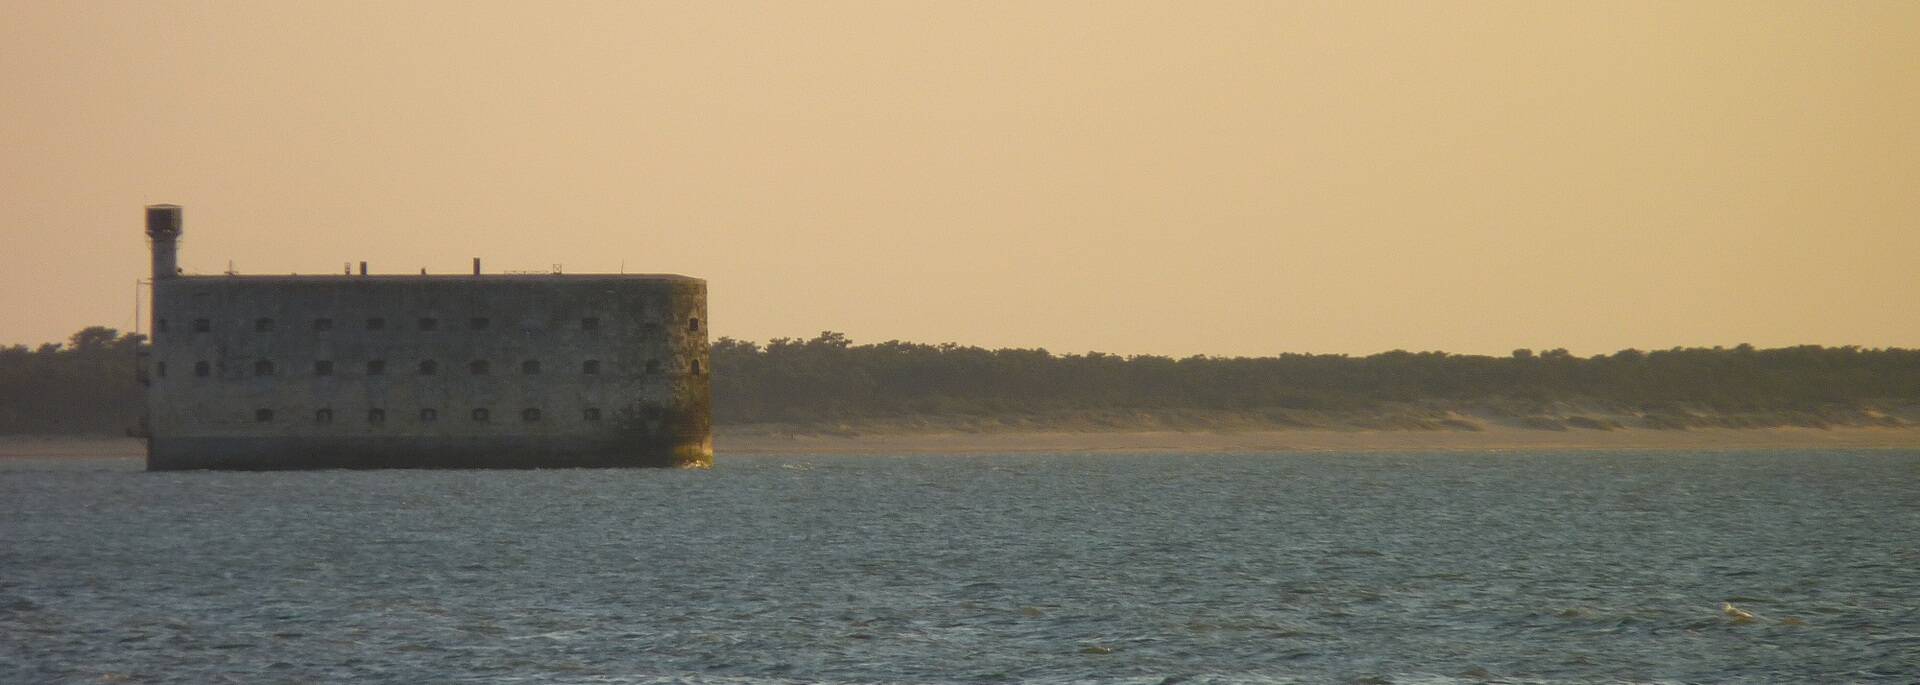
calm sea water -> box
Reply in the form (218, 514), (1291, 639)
(2, 450), (1917, 684)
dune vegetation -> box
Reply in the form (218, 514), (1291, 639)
(4, 327), (1917, 435)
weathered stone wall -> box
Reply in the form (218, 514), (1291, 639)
(144, 274), (710, 469)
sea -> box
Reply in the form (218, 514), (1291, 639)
(3, 450), (1916, 684)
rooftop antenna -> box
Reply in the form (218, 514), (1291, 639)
(225, 260), (237, 276)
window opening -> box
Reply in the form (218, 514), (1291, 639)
(419, 360), (438, 375)
(472, 408), (490, 422)
(368, 408), (386, 425)
(469, 360), (490, 375)
(689, 317), (701, 332)
(193, 318), (210, 332)
(691, 359), (702, 375)
(255, 408), (274, 422)
(418, 317), (438, 331)
(645, 359), (661, 374)
(195, 361), (210, 377)
(522, 408), (541, 422)
(314, 360), (334, 376)
(366, 317), (386, 330)
(255, 360), (275, 376)
(470, 317), (490, 330)
(315, 408), (333, 424)
(255, 318), (274, 332)
(581, 317), (600, 331)
(367, 360), (386, 375)
(313, 318), (333, 332)
(156, 362), (167, 377)
(583, 407), (602, 422)
(419, 408), (438, 422)
(522, 360), (540, 375)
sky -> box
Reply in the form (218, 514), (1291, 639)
(2, 2), (1916, 357)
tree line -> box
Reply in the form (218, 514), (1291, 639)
(2, 327), (1916, 434)
(0, 327), (147, 434)
(710, 333), (1920, 424)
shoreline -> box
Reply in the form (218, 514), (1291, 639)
(719, 425), (1920, 454)
(5, 426), (1919, 459)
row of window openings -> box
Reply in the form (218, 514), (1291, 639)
(160, 316), (700, 333)
(157, 359), (700, 377)
(258, 407), (604, 424)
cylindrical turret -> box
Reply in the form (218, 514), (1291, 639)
(145, 204), (183, 280)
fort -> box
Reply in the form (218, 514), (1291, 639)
(138, 205), (711, 470)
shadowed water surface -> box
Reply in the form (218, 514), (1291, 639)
(3, 450), (1917, 683)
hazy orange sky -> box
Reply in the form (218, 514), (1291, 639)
(3, 2), (1916, 357)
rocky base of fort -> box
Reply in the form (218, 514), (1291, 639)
(144, 436), (711, 470)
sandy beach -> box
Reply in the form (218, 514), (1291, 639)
(718, 425), (1920, 454)
(7, 425), (1918, 460)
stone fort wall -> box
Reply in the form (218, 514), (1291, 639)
(144, 274), (710, 469)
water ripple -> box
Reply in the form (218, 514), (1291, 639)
(2, 451), (1917, 683)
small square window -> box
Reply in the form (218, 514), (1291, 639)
(255, 408), (274, 422)
(313, 318), (334, 332)
(157, 319), (169, 333)
(688, 317), (701, 332)
(521, 360), (540, 375)
(470, 317), (490, 330)
(367, 360), (386, 375)
(469, 360), (490, 375)
(368, 408), (387, 424)
(419, 360), (438, 375)
(581, 317), (600, 331)
(645, 359), (660, 374)
(156, 362), (167, 377)
(583, 407), (602, 422)
(366, 317), (386, 330)
(471, 408), (490, 422)
(255, 360), (275, 376)
(255, 318), (274, 332)
(195, 361), (210, 377)
(419, 408), (438, 422)
(691, 359), (702, 375)
(314, 360), (334, 376)
(193, 319), (210, 333)
(521, 408), (541, 422)
(418, 317), (438, 331)
(315, 408), (333, 424)
(582, 360), (601, 375)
